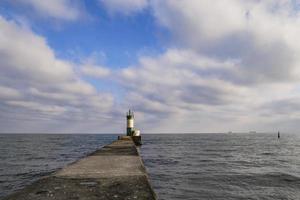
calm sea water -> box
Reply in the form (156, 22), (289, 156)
(0, 133), (300, 200)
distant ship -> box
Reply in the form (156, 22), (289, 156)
(249, 131), (256, 133)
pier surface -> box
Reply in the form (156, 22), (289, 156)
(3, 137), (156, 200)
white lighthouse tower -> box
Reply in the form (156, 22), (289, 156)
(126, 110), (134, 136)
(126, 110), (141, 144)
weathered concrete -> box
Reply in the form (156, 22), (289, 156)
(2, 137), (156, 200)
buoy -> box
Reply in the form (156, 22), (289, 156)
(278, 131), (280, 139)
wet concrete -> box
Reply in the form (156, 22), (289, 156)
(2, 137), (156, 200)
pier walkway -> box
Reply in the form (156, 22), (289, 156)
(3, 137), (156, 200)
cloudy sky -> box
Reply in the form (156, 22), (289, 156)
(1, 0), (300, 133)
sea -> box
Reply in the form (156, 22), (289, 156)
(0, 133), (300, 200)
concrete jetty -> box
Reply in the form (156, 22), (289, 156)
(2, 137), (156, 200)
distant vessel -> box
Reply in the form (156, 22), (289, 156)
(278, 131), (280, 139)
(249, 131), (256, 134)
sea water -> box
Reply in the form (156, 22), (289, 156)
(0, 133), (300, 199)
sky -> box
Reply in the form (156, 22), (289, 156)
(1, 0), (300, 133)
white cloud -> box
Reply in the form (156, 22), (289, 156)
(6, 100), (66, 115)
(151, 0), (300, 83)
(29, 88), (76, 102)
(3, 0), (300, 133)
(152, 0), (246, 42)
(0, 16), (116, 133)
(14, 0), (81, 21)
(0, 16), (74, 83)
(108, 0), (300, 132)
(100, 0), (148, 15)
(81, 64), (111, 78)
(0, 86), (22, 99)
(118, 49), (249, 130)
(117, 45), (300, 132)
(60, 81), (97, 95)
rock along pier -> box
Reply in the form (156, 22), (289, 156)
(3, 111), (156, 200)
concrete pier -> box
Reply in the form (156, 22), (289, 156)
(2, 137), (156, 200)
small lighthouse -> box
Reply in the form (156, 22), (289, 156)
(125, 110), (141, 145)
(126, 110), (134, 136)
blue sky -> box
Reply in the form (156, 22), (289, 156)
(1, 0), (165, 67)
(1, 0), (300, 133)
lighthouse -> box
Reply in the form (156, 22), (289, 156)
(125, 110), (142, 145)
(126, 110), (134, 136)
